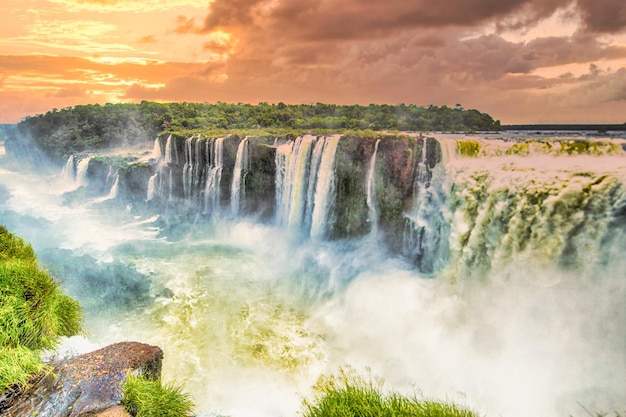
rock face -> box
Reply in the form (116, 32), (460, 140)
(3, 342), (162, 417)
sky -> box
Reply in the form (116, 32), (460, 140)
(0, 0), (625, 124)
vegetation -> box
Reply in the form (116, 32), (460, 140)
(301, 368), (478, 417)
(456, 140), (482, 157)
(0, 226), (82, 391)
(122, 374), (195, 417)
(14, 102), (500, 160)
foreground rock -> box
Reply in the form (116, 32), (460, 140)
(3, 341), (163, 417)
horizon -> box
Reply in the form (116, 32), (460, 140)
(1, 0), (626, 124)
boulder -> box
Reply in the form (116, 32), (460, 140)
(3, 341), (163, 417)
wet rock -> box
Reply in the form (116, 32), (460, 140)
(3, 341), (163, 417)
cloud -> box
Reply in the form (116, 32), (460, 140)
(174, 16), (203, 34)
(578, 0), (626, 33)
(570, 66), (626, 102)
(50, 86), (88, 98)
(137, 35), (158, 44)
(199, 0), (625, 42)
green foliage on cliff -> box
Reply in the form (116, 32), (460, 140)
(0, 226), (82, 391)
(301, 368), (478, 417)
(15, 102), (500, 160)
(456, 140), (481, 157)
(123, 374), (195, 417)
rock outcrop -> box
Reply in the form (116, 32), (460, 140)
(3, 341), (162, 417)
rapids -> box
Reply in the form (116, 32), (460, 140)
(0, 132), (624, 417)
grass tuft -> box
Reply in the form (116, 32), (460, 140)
(0, 226), (35, 262)
(0, 226), (83, 394)
(301, 367), (478, 417)
(0, 346), (46, 391)
(123, 374), (195, 417)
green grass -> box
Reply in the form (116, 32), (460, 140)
(301, 368), (478, 417)
(0, 346), (46, 391)
(0, 226), (36, 262)
(123, 374), (195, 417)
(0, 225), (83, 392)
(0, 259), (82, 350)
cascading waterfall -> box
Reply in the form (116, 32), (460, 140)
(230, 138), (250, 215)
(276, 135), (315, 228)
(309, 135), (341, 238)
(62, 155), (76, 182)
(164, 134), (176, 165)
(107, 174), (119, 199)
(438, 136), (626, 280)
(183, 136), (194, 200)
(146, 174), (158, 202)
(204, 137), (225, 214)
(365, 139), (380, 235)
(275, 134), (342, 236)
(152, 137), (162, 160)
(402, 139), (448, 273)
(75, 156), (92, 186)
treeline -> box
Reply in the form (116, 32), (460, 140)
(15, 101), (500, 160)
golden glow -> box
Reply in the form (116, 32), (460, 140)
(1, 0), (626, 124)
(47, 0), (215, 13)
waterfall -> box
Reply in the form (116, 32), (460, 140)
(152, 137), (162, 161)
(62, 155), (76, 182)
(146, 173), (158, 201)
(309, 135), (341, 238)
(402, 139), (447, 272)
(76, 156), (92, 186)
(168, 168), (174, 202)
(92, 174), (120, 204)
(183, 136), (193, 200)
(204, 138), (225, 214)
(230, 138), (250, 215)
(275, 135), (315, 229)
(164, 135), (176, 165)
(303, 138), (327, 232)
(365, 139), (380, 235)
(192, 136), (203, 196)
(275, 135), (340, 237)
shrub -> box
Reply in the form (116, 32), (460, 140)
(301, 368), (478, 417)
(123, 374), (195, 417)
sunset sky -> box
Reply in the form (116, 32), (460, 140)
(1, 0), (625, 124)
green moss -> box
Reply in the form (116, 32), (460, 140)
(506, 142), (530, 156)
(302, 368), (478, 417)
(456, 140), (481, 157)
(123, 374), (195, 417)
(556, 140), (620, 156)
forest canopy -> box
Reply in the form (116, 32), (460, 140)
(14, 101), (500, 160)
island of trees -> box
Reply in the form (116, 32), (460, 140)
(12, 102), (500, 160)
